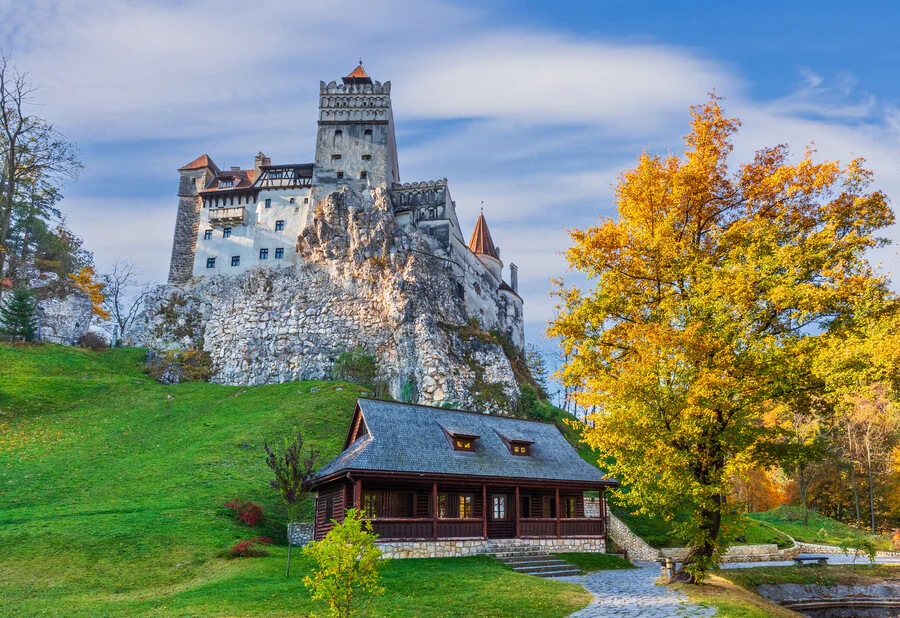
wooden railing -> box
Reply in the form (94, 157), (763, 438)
(520, 517), (605, 538)
(368, 518), (484, 540)
(207, 206), (246, 226)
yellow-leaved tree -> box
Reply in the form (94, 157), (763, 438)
(69, 265), (110, 321)
(548, 96), (894, 582)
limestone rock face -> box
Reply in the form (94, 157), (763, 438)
(137, 187), (519, 412)
(38, 289), (93, 345)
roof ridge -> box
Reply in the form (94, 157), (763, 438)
(357, 397), (559, 427)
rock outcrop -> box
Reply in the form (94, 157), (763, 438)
(137, 187), (520, 412)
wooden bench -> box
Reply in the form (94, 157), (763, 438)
(793, 554), (829, 566)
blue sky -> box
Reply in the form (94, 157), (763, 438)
(2, 0), (898, 362)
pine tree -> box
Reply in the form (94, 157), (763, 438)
(0, 288), (37, 341)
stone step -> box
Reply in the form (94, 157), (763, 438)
(501, 558), (570, 569)
(489, 551), (546, 559)
(508, 561), (573, 573)
(521, 566), (582, 578)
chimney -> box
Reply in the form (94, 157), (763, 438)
(254, 151), (271, 176)
(230, 166), (241, 172)
(510, 263), (518, 294)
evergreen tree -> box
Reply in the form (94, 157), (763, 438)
(0, 288), (37, 341)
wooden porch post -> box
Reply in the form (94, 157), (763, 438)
(482, 484), (488, 539)
(432, 482), (438, 540)
(515, 485), (520, 538)
(355, 479), (362, 514)
(555, 487), (561, 538)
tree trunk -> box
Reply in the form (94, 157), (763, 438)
(847, 424), (862, 527)
(864, 431), (877, 533)
(798, 464), (809, 527)
(670, 496), (722, 584)
(286, 537), (293, 577)
(0, 151), (17, 288)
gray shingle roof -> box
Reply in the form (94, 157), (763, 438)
(315, 399), (616, 485)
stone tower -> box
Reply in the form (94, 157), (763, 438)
(168, 154), (219, 284)
(311, 63), (400, 200)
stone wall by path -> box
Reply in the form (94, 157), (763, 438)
(287, 523), (313, 547)
(661, 543), (799, 563)
(607, 512), (661, 562)
(376, 537), (606, 559)
(796, 541), (900, 557)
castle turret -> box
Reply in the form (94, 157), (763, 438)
(168, 154), (219, 284)
(467, 212), (503, 282)
(311, 62), (400, 195)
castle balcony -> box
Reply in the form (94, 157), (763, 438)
(207, 206), (246, 227)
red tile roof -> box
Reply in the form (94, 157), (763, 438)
(346, 62), (369, 80)
(200, 169), (256, 193)
(179, 154), (218, 171)
(468, 213), (499, 259)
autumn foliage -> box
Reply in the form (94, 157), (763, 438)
(549, 96), (894, 582)
(68, 265), (110, 321)
(223, 498), (264, 526)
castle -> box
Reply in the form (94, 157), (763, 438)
(166, 63), (524, 349)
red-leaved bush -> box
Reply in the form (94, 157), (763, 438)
(228, 538), (270, 558)
(223, 498), (264, 526)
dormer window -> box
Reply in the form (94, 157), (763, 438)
(454, 437), (475, 451)
(511, 442), (531, 456)
(219, 179), (234, 188)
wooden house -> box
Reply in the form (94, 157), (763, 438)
(311, 399), (618, 545)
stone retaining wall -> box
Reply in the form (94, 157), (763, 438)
(607, 512), (661, 562)
(376, 537), (606, 559)
(660, 543), (800, 563)
(796, 541), (900, 557)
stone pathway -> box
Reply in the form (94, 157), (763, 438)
(558, 562), (716, 617)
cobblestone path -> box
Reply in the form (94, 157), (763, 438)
(558, 563), (717, 617)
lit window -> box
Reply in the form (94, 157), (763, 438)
(274, 248), (284, 259)
(564, 497), (577, 518)
(206, 257), (216, 269)
(362, 491), (378, 518)
(275, 220), (284, 231)
(223, 227), (232, 238)
(259, 248), (269, 260)
(265, 198), (271, 208)
(203, 229), (212, 240)
(492, 495), (507, 520)
(454, 438), (473, 451)
(289, 197), (295, 204)
(231, 255), (240, 267)
(458, 495), (473, 518)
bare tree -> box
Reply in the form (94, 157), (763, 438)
(101, 258), (152, 345)
(0, 53), (82, 288)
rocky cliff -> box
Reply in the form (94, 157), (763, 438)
(137, 187), (520, 412)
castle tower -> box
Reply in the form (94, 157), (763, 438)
(467, 212), (503, 282)
(311, 62), (400, 194)
(168, 154), (219, 284)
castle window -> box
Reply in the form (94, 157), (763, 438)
(219, 179), (233, 188)
(304, 197), (309, 204)
(289, 197), (295, 204)
(275, 248), (284, 259)
(230, 255), (240, 267)
(364, 128), (373, 144)
(259, 248), (269, 260)
(275, 220), (285, 231)
(203, 229), (212, 240)
(333, 130), (342, 148)
(206, 257), (216, 269)
(331, 154), (342, 160)
(361, 154), (372, 161)
(336, 171), (344, 180)
(359, 171), (367, 179)
(265, 198), (271, 208)
(223, 227), (232, 238)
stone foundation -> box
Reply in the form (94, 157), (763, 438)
(376, 537), (607, 559)
(287, 522), (313, 547)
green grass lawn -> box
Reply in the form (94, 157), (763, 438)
(0, 344), (590, 617)
(558, 552), (635, 571)
(749, 505), (893, 550)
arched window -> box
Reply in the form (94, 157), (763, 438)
(333, 130), (342, 149)
(364, 128), (373, 144)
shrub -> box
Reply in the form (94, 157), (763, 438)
(143, 349), (211, 384)
(303, 509), (384, 617)
(77, 331), (108, 350)
(228, 538), (269, 558)
(223, 498), (264, 526)
(893, 529), (900, 551)
(332, 348), (377, 389)
(840, 536), (877, 565)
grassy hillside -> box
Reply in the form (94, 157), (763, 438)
(0, 344), (589, 617)
(749, 505), (894, 550)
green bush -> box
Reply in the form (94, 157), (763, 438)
(143, 349), (211, 384)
